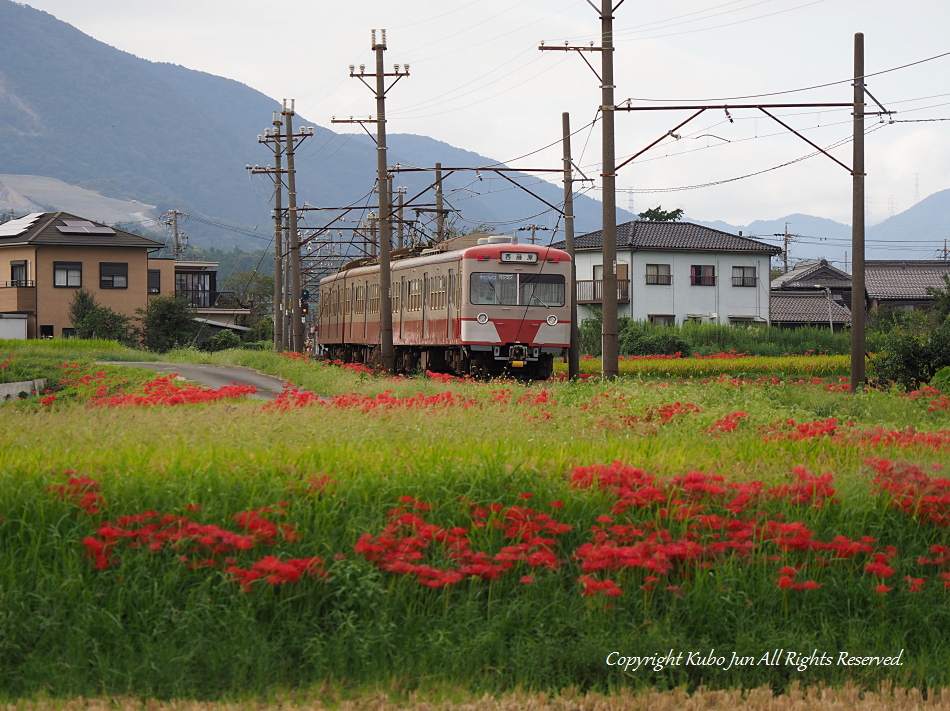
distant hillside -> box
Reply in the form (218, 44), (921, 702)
(692, 192), (950, 267)
(0, 0), (633, 250)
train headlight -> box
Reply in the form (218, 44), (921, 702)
(477, 313), (489, 324)
(546, 315), (558, 326)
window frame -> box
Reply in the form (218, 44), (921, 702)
(147, 269), (161, 295)
(99, 262), (128, 289)
(645, 263), (672, 286)
(53, 261), (82, 288)
(690, 264), (716, 286)
(731, 265), (757, 287)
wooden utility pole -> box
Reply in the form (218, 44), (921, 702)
(851, 32), (866, 391)
(562, 111), (580, 380)
(600, 0), (619, 380)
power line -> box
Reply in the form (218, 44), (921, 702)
(622, 49), (950, 103)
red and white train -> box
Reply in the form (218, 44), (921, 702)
(316, 234), (572, 379)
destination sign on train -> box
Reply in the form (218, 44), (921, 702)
(500, 252), (538, 264)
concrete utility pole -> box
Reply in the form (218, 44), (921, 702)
(163, 210), (188, 260)
(517, 224), (550, 244)
(252, 110), (312, 351)
(774, 222), (800, 274)
(341, 30), (408, 372)
(396, 187), (406, 249)
(271, 112), (284, 351)
(600, 0), (619, 380)
(283, 100), (305, 353)
(851, 32), (866, 391)
(562, 111), (580, 380)
(435, 162), (445, 241)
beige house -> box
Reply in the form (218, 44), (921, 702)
(0, 212), (164, 338)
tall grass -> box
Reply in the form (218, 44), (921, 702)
(2, 355), (950, 698)
(579, 318), (869, 357)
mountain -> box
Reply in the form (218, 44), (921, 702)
(0, 0), (634, 251)
(692, 192), (950, 267)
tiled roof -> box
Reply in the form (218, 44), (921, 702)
(551, 220), (782, 255)
(770, 291), (852, 325)
(865, 260), (950, 300)
(771, 258), (852, 289)
(0, 211), (164, 248)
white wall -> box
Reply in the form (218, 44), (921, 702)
(574, 249), (772, 325)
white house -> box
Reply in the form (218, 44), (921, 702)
(550, 221), (782, 326)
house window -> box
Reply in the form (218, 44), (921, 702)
(100, 262), (128, 289)
(62, 327), (76, 339)
(147, 269), (161, 294)
(11, 260), (28, 286)
(732, 266), (757, 287)
(40, 325), (54, 338)
(649, 314), (676, 326)
(54, 262), (82, 287)
(690, 265), (716, 286)
(645, 263), (671, 285)
(176, 271), (213, 307)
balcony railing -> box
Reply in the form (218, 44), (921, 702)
(645, 274), (672, 285)
(176, 289), (238, 309)
(732, 276), (758, 287)
(690, 275), (717, 286)
(576, 279), (630, 304)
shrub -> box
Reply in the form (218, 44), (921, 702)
(137, 295), (199, 353)
(871, 316), (950, 388)
(67, 289), (137, 347)
(197, 329), (242, 353)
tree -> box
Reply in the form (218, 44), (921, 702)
(137, 295), (199, 353)
(67, 288), (137, 346)
(926, 273), (950, 321)
(221, 271), (274, 320)
(637, 206), (684, 222)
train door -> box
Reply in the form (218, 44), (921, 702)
(447, 269), (455, 340)
(422, 272), (429, 340)
(362, 281), (368, 339)
(399, 276), (406, 340)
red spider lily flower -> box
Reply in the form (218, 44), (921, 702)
(776, 575), (796, 589)
(778, 566), (798, 576)
(549, 500), (564, 509)
(792, 580), (822, 590)
(518, 492), (533, 500)
(520, 575), (535, 584)
(874, 584), (893, 594)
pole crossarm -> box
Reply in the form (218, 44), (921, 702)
(758, 108), (853, 173)
(539, 44), (604, 82)
(331, 117), (380, 143)
(616, 102), (853, 111)
(615, 109), (706, 172)
(613, 102), (865, 175)
(390, 166), (566, 216)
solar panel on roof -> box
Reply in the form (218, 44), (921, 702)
(56, 220), (116, 235)
(0, 212), (44, 237)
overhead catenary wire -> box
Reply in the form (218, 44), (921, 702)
(622, 49), (950, 103)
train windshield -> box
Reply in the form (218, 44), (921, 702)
(470, 273), (565, 307)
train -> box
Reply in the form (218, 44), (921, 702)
(316, 233), (572, 379)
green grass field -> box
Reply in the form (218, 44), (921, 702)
(1, 343), (949, 702)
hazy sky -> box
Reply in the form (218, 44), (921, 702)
(19, 0), (950, 228)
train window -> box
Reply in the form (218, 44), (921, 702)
(470, 272), (565, 307)
(520, 274), (565, 307)
(471, 273), (517, 305)
(369, 283), (380, 314)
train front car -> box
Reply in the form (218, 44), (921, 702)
(460, 237), (571, 380)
